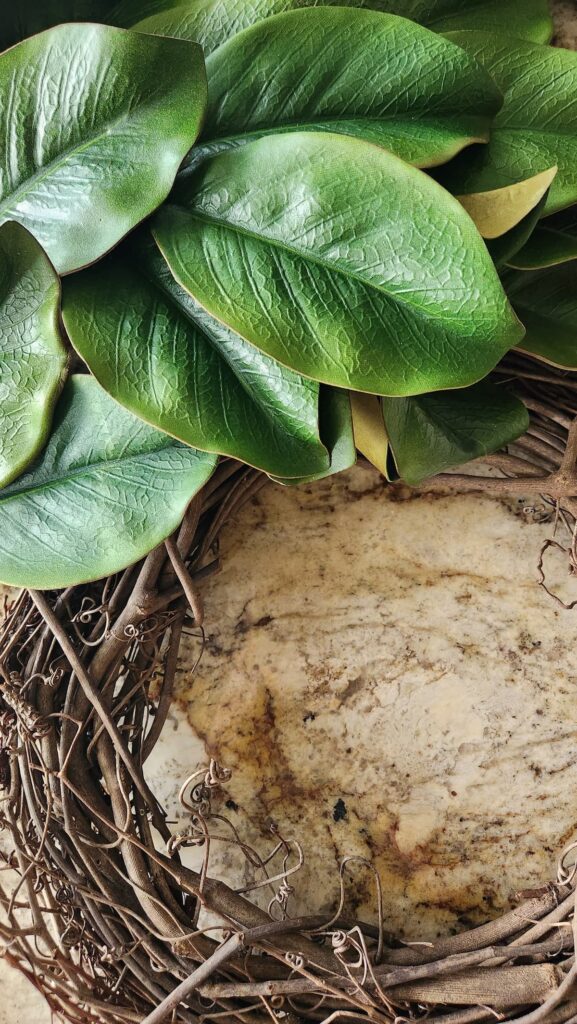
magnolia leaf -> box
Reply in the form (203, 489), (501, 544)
(0, 2), (116, 49)
(153, 132), (523, 397)
(382, 382), (529, 485)
(486, 189), (550, 269)
(0, 25), (206, 274)
(185, 8), (502, 172)
(504, 264), (577, 369)
(62, 238), (330, 479)
(508, 207), (577, 270)
(0, 375), (217, 589)
(457, 167), (556, 239)
(0, 222), (67, 488)
(110, 0), (552, 50)
(350, 393), (389, 477)
(439, 33), (577, 217)
(271, 388), (356, 485)
(414, 0), (551, 39)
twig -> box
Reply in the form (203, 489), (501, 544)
(141, 933), (244, 1024)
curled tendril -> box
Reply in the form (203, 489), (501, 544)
(285, 952), (304, 970)
(178, 759), (232, 817)
(558, 840), (577, 885)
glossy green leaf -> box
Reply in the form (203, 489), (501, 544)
(382, 382), (529, 485)
(0, 375), (217, 590)
(0, 25), (206, 274)
(187, 8), (501, 172)
(110, 0), (551, 51)
(153, 132), (523, 397)
(0, 222), (67, 489)
(271, 388), (356, 485)
(0, 2), (116, 50)
(508, 207), (577, 270)
(62, 238), (330, 478)
(439, 32), (577, 217)
(504, 264), (577, 369)
(415, 0), (551, 39)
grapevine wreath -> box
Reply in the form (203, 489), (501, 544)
(2, 1), (577, 1022)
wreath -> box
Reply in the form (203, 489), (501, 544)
(1, 1), (577, 1022)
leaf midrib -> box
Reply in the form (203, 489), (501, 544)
(0, 443), (176, 504)
(0, 109), (137, 222)
(135, 255), (322, 445)
(168, 206), (467, 328)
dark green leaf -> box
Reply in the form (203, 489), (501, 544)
(109, 0), (551, 50)
(0, 2), (116, 50)
(439, 32), (577, 217)
(0, 222), (67, 488)
(382, 381), (529, 484)
(188, 8), (501, 171)
(487, 189), (550, 269)
(0, 25), (206, 274)
(154, 132), (523, 396)
(0, 375), (217, 589)
(508, 206), (577, 269)
(62, 238), (331, 478)
(504, 264), (577, 369)
(271, 388), (356, 485)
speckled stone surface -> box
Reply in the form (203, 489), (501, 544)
(147, 466), (577, 944)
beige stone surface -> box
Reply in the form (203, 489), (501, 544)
(147, 467), (577, 945)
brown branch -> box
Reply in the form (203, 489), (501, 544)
(141, 933), (244, 1024)
(28, 589), (158, 812)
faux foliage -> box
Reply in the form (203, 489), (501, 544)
(0, 0), (573, 588)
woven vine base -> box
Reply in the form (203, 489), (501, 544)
(1, 357), (577, 1024)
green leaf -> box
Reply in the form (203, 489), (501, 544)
(0, 223), (67, 489)
(456, 167), (556, 239)
(187, 8), (501, 172)
(382, 381), (529, 485)
(271, 388), (356, 485)
(508, 207), (577, 270)
(0, 2), (116, 50)
(110, 0), (551, 50)
(438, 32), (577, 217)
(0, 375), (217, 590)
(486, 189), (550, 269)
(503, 264), (577, 369)
(62, 238), (330, 479)
(153, 132), (523, 397)
(0, 25), (206, 274)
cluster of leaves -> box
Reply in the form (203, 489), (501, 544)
(0, 0), (575, 589)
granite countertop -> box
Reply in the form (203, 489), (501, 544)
(148, 465), (577, 940)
